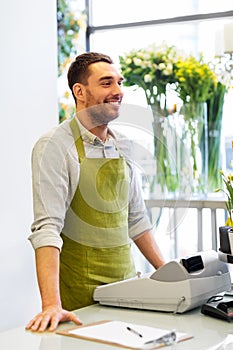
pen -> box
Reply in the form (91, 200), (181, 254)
(126, 326), (143, 338)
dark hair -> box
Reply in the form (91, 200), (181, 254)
(67, 52), (113, 99)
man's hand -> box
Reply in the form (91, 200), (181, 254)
(26, 247), (82, 332)
(25, 305), (82, 332)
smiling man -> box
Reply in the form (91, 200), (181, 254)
(26, 52), (165, 332)
(71, 56), (124, 129)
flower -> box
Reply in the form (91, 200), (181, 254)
(119, 42), (183, 109)
(215, 170), (233, 224)
(175, 55), (217, 105)
(210, 56), (233, 90)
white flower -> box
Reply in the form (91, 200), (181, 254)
(144, 61), (152, 68)
(133, 57), (142, 66)
(142, 52), (151, 60)
(144, 74), (152, 83)
(158, 63), (166, 70)
(137, 52), (143, 58)
(217, 71), (232, 88)
(125, 58), (132, 64)
(163, 63), (173, 75)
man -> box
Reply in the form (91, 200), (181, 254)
(26, 52), (165, 332)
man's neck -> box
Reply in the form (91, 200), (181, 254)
(89, 124), (109, 142)
(75, 111), (109, 142)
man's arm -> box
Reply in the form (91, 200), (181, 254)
(26, 246), (82, 332)
(134, 230), (165, 269)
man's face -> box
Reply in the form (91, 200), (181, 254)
(83, 62), (124, 125)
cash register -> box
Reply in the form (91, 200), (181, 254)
(94, 250), (231, 313)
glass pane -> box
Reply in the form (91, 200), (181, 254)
(89, 17), (233, 178)
(90, 19), (229, 65)
(90, 0), (233, 26)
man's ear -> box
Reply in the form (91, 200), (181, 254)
(72, 83), (85, 102)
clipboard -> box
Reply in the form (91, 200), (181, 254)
(57, 320), (193, 349)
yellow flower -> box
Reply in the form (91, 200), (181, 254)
(225, 217), (233, 226)
(175, 55), (216, 104)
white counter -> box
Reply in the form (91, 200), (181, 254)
(1, 303), (233, 350)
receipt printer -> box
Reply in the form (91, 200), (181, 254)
(93, 250), (231, 313)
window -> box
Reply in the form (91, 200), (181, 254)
(90, 0), (233, 26)
(85, 2), (233, 265)
(86, 1), (233, 173)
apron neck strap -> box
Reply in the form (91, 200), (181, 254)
(70, 117), (85, 162)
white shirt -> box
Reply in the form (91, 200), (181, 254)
(28, 118), (151, 250)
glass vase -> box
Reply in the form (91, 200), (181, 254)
(207, 82), (226, 193)
(181, 101), (208, 195)
(150, 101), (179, 196)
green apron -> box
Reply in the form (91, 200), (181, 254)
(60, 117), (135, 310)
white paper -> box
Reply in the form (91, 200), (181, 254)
(68, 320), (190, 349)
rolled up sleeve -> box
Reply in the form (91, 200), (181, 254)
(28, 126), (78, 251)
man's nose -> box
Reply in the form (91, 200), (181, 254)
(112, 83), (123, 96)
(112, 82), (123, 95)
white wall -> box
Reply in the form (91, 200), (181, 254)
(0, 0), (58, 331)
